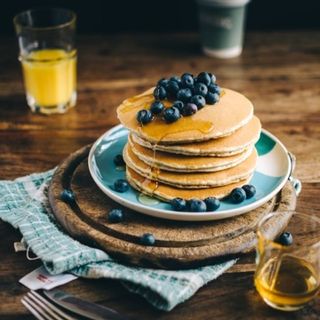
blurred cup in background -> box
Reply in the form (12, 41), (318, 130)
(196, 0), (250, 59)
(14, 8), (77, 114)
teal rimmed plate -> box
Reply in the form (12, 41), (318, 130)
(88, 125), (292, 221)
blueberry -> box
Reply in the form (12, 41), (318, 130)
(206, 92), (220, 105)
(242, 184), (256, 199)
(277, 232), (293, 246)
(166, 80), (180, 99)
(140, 233), (156, 246)
(170, 198), (187, 211)
(157, 78), (168, 88)
(190, 95), (206, 109)
(208, 83), (221, 94)
(169, 76), (181, 84)
(182, 103), (198, 116)
(150, 101), (164, 115)
(177, 88), (193, 103)
(194, 82), (208, 97)
(197, 72), (212, 86)
(136, 109), (153, 124)
(188, 199), (207, 212)
(172, 100), (184, 112)
(181, 73), (194, 89)
(153, 86), (167, 100)
(230, 188), (246, 204)
(113, 154), (125, 166)
(60, 189), (75, 203)
(163, 106), (180, 123)
(114, 179), (129, 192)
(108, 209), (124, 223)
(210, 73), (217, 84)
(205, 197), (220, 211)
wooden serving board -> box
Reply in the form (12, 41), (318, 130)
(48, 145), (297, 269)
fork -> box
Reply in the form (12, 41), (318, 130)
(21, 290), (77, 320)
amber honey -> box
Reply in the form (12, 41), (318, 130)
(255, 255), (319, 311)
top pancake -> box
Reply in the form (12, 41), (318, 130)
(117, 87), (254, 144)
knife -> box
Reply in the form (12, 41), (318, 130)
(43, 289), (133, 320)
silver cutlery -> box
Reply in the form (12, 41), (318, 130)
(21, 289), (132, 320)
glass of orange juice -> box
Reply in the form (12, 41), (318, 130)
(14, 8), (77, 114)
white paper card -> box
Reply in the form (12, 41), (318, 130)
(19, 266), (77, 290)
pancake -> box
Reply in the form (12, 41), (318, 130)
(117, 87), (254, 144)
(131, 116), (261, 156)
(126, 167), (252, 201)
(124, 143), (257, 188)
(128, 134), (253, 173)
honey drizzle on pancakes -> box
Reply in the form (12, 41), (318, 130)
(121, 92), (215, 142)
(123, 93), (218, 197)
(123, 91), (228, 198)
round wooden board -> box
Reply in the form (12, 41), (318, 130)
(49, 145), (297, 269)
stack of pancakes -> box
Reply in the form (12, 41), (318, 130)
(117, 87), (261, 201)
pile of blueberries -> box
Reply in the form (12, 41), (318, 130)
(137, 71), (221, 125)
(170, 184), (256, 212)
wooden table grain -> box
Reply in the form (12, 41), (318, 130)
(0, 31), (320, 320)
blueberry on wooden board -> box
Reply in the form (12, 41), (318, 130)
(60, 189), (75, 203)
(140, 233), (156, 246)
(108, 209), (124, 223)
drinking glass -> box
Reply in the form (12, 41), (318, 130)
(255, 211), (320, 311)
(14, 8), (77, 114)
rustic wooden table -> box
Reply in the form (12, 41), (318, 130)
(0, 32), (319, 320)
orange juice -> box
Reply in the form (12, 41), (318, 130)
(21, 49), (76, 111)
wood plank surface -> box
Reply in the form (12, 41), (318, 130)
(0, 31), (320, 319)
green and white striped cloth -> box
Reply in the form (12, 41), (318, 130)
(0, 170), (237, 311)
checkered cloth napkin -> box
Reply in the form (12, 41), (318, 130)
(0, 169), (237, 311)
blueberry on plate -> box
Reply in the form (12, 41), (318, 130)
(181, 73), (194, 89)
(230, 188), (246, 204)
(277, 232), (293, 246)
(205, 197), (220, 211)
(206, 92), (220, 105)
(114, 179), (129, 192)
(108, 209), (124, 223)
(177, 88), (193, 103)
(153, 85), (167, 100)
(136, 109), (153, 124)
(113, 154), (125, 166)
(166, 80), (180, 99)
(197, 72), (212, 86)
(170, 198), (187, 211)
(208, 83), (221, 94)
(188, 199), (207, 212)
(157, 78), (168, 88)
(172, 100), (184, 112)
(150, 101), (164, 115)
(163, 106), (180, 123)
(140, 233), (156, 246)
(242, 184), (256, 199)
(182, 103), (198, 116)
(194, 82), (208, 97)
(191, 95), (206, 109)
(60, 189), (75, 203)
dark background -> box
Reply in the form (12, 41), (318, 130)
(1, 0), (320, 35)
